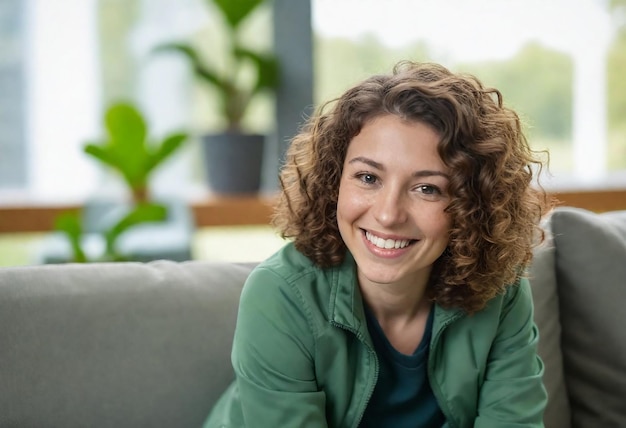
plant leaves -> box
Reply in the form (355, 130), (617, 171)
(151, 2), (279, 130)
(102, 102), (150, 189)
(104, 203), (168, 257)
(83, 102), (188, 199)
(234, 47), (279, 94)
(85, 141), (143, 191)
(153, 42), (223, 88)
(146, 132), (188, 173)
(211, 0), (265, 30)
(54, 212), (87, 263)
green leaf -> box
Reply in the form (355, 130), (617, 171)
(87, 103), (150, 190)
(85, 142), (143, 192)
(146, 132), (188, 173)
(54, 212), (87, 263)
(104, 203), (168, 258)
(211, 0), (265, 30)
(83, 144), (120, 170)
(105, 103), (147, 150)
(153, 43), (224, 89)
(234, 47), (279, 94)
(109, 138), (148, 189)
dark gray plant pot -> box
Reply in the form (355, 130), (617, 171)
(201, 132), (265, 195)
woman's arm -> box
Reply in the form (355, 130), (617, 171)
(232, 267), (329, 427)
(475, 277), (547, 427)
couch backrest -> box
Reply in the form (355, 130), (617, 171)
(547, 207), (626, 428)
(0, 260), (254, 428)
(528, 221), (572, 428)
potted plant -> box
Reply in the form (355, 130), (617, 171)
(153, 0), (279, 195)
(50, 101), (192, 263)
(83, 102), (188, 203)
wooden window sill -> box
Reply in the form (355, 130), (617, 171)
(0, 189), (624, 233)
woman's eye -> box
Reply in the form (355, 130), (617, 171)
(416, 184), (443, 197)
(357, 173), (378, 184)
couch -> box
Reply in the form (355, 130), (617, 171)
(1, 206), (625, 427)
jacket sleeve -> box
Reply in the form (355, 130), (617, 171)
(231, 267), (328, 427)
(475, 277), (547, 427)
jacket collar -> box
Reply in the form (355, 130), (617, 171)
(327, 251), (464, 340)
(327, 252), (369, 337)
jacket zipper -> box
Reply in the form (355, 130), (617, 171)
(330, 321), (379, 428)
(428, 312), (463, 428)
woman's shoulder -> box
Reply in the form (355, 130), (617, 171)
(258, 242), (316, 274)
(239, 242), (345, 335)
(247, 242), (321, 288)
(242, 242), (336, 302)
(467, 276), (534, 328)
(498, 276), (533, 312)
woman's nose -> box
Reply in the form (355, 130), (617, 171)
(373, 187), (408, 227)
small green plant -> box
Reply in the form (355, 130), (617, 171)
(55, 101), (188, 262)
(55, 203), (167, 262)
(84, 102), (188, 202)
(153, 0), (279, 132)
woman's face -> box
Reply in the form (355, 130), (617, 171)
(337, 114), (452, 291)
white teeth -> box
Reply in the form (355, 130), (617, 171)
(365, 231), (411, 249)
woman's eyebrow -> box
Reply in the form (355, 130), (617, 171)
(413, 170), (450, 179)
(348, 156), (449, 179)
(348, 156), (383, 170)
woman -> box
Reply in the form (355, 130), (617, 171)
(205, 61), (550, 427)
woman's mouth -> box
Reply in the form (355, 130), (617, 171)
(364, 230), (416, 249)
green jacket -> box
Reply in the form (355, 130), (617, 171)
(205, 243), (546, 428)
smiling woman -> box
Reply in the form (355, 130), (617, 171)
(203, 61), (551, 428)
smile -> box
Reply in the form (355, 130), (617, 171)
(364, 230), (415, 249)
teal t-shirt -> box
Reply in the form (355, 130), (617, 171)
(359, 306), (445, 428)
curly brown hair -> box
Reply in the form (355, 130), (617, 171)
(273, 61), (551, 314)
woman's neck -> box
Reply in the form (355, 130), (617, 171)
(360, 280), (433, 355)
(358, 271), (431, 326)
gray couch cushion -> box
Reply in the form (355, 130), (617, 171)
(552, 207), (626, 428)
(529, 221), (571, 428)
(0, 260), (253, 428)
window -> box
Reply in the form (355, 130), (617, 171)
(0, 0), (27, 191)
(0, 0), (274, 204)
(1, 0), (624, 206)
(312, 0), (626, 190)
